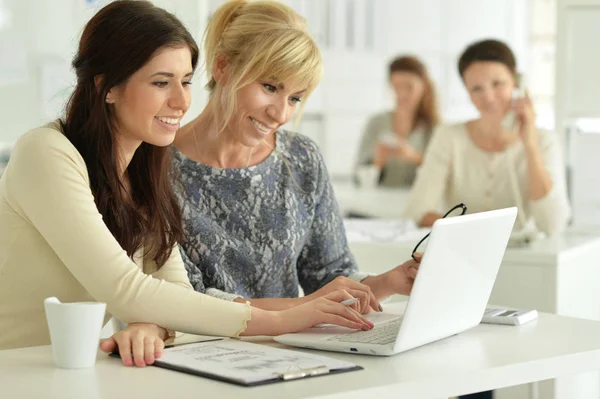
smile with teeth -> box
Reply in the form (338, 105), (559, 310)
(250, 117), (271, 133)
(155, 116), (180, 125)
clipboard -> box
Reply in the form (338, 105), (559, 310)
(109, 338), (363, 386)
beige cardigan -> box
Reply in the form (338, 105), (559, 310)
(403, 123), (571, 235)
(0, 125), (250, 349)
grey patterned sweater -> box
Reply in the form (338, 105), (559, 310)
(173, 130), (369, 301)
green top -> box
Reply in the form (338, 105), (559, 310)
(354, 111), (432, 188)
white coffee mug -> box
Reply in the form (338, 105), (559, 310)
(44, 297), (106, 369)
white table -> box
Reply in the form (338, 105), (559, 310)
(347, 227), (600, 398)
(333, 182), (410, 218)
(3, 304), (600, 399)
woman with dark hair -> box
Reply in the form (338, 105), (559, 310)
(404, 39), (570, 236)
(0, 0), (374, 366)
(354, 55), (441, 188)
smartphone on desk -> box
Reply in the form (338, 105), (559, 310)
(501, 73), (525, 131)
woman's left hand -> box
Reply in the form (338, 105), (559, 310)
(383, 255), (421, 295)
(99, 323), (168, 367)
(513, 92), (538, 148)
(363, 254), (421, 300)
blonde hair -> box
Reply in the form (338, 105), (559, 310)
(204, 0), (322, 132)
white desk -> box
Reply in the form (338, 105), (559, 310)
(3, 305), (600, 399)
(333, 182), (410, 219)
(347, 227), (600, 398)
(348, 229), (600, 317)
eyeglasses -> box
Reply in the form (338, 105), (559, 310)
(411, 203), (468, 261)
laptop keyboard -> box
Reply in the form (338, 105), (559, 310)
(326, 317), (402, 345)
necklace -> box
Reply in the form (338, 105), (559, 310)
(192, 126), (256, 168)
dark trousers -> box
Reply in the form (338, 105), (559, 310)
(460, 391), (493, 399)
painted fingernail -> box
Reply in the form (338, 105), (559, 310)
(378, 304), (383, 312)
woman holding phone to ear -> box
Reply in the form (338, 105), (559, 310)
(0, 0), (375, 365)
(403, 39), (570, 236)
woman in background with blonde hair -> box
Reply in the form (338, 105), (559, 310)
(173, 0), (420, 314)
(354, 55), (440, 188)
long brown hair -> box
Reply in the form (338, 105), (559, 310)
(60, 0), (198, 266)
(389, 56), (440, 131)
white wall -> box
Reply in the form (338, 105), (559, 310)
(530, 0), (557, 129)
(556, 0), (600, 227)
(0, 0), (530, 180)
(282, 0), (530, 178)
(0, 0), (208, 144)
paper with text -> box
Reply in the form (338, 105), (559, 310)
(157, 339), (357, 384)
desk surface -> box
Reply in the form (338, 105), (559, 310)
(333, 182), (410, 219)
(345, 216), (600, 266)
(501, 229), (600, 264)
(3, 305), (600, 399)
(334, 183), (600, 265)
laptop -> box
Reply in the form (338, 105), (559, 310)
(275, 207), (518, 356)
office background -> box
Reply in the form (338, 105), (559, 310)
(2, 2), (600, 398)
(0, 0), (597, 225)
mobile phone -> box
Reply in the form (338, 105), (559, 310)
(501, 73), (525, 131)
(481, 307), (538, 326)
(378, 132), (402, 148)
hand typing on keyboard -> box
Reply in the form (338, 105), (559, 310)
(327, 317), (403, 345)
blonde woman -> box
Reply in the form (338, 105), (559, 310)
(0, 1), (376, 367)
(173, 0), (420, 315)
(354, 55), (440, 188)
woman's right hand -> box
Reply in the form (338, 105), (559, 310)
(375, 142), (422, 167)
(374, 142), (395, 168)
(276, 290), (374, 334)
(303, 275), (381, 314)
(99, 322), (167, 367)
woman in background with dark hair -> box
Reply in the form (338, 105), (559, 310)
(405, 40), (572, 399)
(0, 0), (373, 366)
(403, 39), (570, 237)
(354, 55), (440, 188)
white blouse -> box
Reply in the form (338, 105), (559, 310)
(403, 123), (571, 235)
